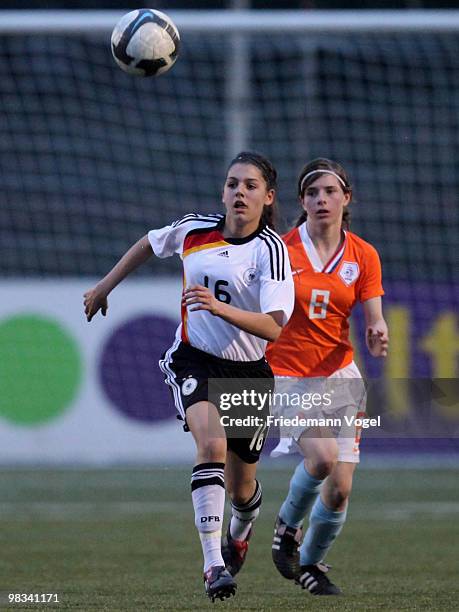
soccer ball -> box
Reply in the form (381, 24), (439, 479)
(111, 8), (180, 77)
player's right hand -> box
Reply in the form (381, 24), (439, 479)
(83, 286), (108, 322)
(366, 325), (389, 357)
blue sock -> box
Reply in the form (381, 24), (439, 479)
(300, 496), (347, 566)
(279, 461), (323, 529)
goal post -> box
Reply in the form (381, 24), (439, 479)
(2, 9), (459, 33)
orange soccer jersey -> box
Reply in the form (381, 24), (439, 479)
(266, 224), (384, 377)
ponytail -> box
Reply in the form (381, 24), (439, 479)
(261, 202), (277, 230)
(295, 211), (308, 227)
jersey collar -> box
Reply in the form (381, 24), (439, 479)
(217, 216), (266, 244)
(299, 222), (347, 274)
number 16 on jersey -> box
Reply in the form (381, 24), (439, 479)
(204, 275), (232, 304)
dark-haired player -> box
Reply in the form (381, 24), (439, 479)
(84, 152), (294, 601)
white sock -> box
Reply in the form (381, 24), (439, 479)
(230, 479), (262, 541)
(230, 509), (259, 541)
(199, 531), (224, 572)
(191, 462), (226, 571)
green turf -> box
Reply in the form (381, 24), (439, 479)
(0, 465), (458, 611)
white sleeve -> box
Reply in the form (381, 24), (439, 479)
(148, 214), (223, 259)
(148, 215), (196, 259)
(148, 223), (187, 259)
(258, 231), (294, 326)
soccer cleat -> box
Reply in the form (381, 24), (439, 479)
(203, 565), (237, 602)
(221, 524), (251, 577)
(295, 562), (342, 595)
(271, 516), (302, 580)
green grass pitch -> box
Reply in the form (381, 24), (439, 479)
(0, 464), (457, 611)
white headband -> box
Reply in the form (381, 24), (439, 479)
(300, 169), (347, 193)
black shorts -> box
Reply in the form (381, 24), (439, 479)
(159, 340), (274, 463)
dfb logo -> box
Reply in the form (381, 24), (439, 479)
(201, 516), (220, 523)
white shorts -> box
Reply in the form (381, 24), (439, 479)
(270, 361), (366, 464)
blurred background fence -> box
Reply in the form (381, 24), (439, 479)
(0, 10), (458, 463)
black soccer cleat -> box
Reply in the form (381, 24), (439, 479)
(295, 562), (342, 595)
(271, 516), (302, 580)
(221, 524), (251, 577)
(204, 565), (237, 602)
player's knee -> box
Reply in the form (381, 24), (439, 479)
(327, 482), (352, 509)
(307, 456), (337, 479)
(196, 437), (226, 462)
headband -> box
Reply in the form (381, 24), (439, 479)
(300, 169), (347, 193)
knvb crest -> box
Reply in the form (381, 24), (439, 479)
(339, 261), (359, 286)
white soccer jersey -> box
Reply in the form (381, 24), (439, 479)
(148, 213), (294, 361)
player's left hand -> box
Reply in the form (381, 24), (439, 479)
(182, 285), (221, 316)
(366, 324), (389, 358)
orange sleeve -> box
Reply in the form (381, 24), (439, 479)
(358, 244), (384, 303)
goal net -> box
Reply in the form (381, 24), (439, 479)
(1, 11), (458, 282)
(0, 11), (457, 459)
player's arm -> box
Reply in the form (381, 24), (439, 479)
(363, 296), (389, 357)
(183, 285), (285, 342)
(84, 235), (153, 322)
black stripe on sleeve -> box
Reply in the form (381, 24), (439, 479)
(270, 236), (282, 280)
(260, 229), (286, 281)
(259, 233), (275, 280)
(264, 228), (286, 281)
(172, 213), (223, 228)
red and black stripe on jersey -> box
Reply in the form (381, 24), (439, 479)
(179, 218), (286, 282)
(182, 227), (229, 258)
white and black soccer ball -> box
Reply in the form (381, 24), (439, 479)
(111, 8), (180, 77)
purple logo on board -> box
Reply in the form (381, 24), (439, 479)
(99, 314), (177, 422)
